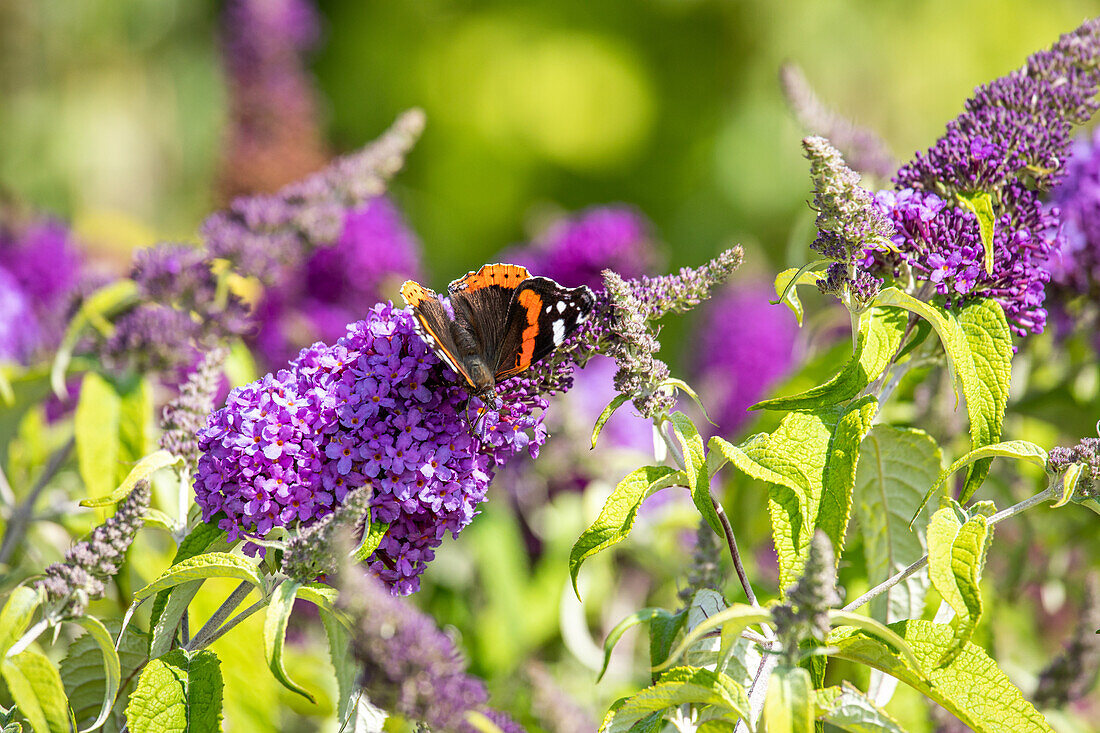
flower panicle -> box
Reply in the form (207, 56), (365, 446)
(281, 485), (372, 581)
(1048, 435), (1100, 499)
(771, 530), (841, 663)
(202, 109), (426, 283)
(36, 480), (151, 618)
(160, 346), (230, 470)
(802, 136), (894, 309)
(780, 63), (897, 180)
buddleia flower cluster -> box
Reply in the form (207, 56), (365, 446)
(1048, 435), (1100, 499)
(875, 18), (1100, 336)
(770, 531), (841, 664)
(159, 347), (229, 470)
(195, 302), (547, 595)
(802, 135), (895, 312)
(36, 481), (151, 618)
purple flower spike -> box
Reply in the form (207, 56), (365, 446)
(195, 302), (547, 594)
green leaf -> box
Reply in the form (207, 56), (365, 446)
(592, 394), (631, 449)
(763, 665), (814, 733)
(827, 611), (921, 672)
(0, 588), (41, 660)
(0, 367), (52, 468)
(51, 280), (139, 398)
(914, 440), (1045, 520)
(352, 512), (389, 563)
(263, 580), (315, 703)
(814, 683), (909, 732)
(74, 372), (122, 506)
(66, 618), (119, 733)
(114, 376), (153, 488)
(829, 620), (1053, 733)
(1054, 462), (1085, 508)
(295, 583), (337, 613)
(669, 412), (722, 537)
(2, 648), (74, 733)
(569, 465), (679, 600)
(872, 290), (1010, 505)
(149, 581), (202, 660)
(648, 609), (686, 680)
(955, 299), (1011, 502)
(817, 396), (878, 560)
(957, 192), (997, 276)
(855, 427), (942, 626)
(709, 408), (835, 592)
(926, 504), (993, 665)
(80, 451), (181, 508)
(773, 265), (827, 326)
(654, 604), (771, 673)
(662, 378), (717, 427)
(319, 609), (357, 723)
(148, 522), (228, 636)
(134, 552), (263, 601)
(124, 649), (223, 733)
(599, 609), (671, 683)
(61, 620), (148, 733)
(603, 667), (749, 733)
(752, 307), (907, 412)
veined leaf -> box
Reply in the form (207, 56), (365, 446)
(752, 307), (907, 412)
(569, 465), (680, 600)
(264, 580), (315, 703)
(124, 649), (223, 733)
(817, 396), (878, 561)
(1054, 462), (1085, 508)
(0, 587), (41, 660)
(957, 191), (997, 276)
(61, 620), (148, 733)
(68, 617), (120, 733)
(592, 394), (631, 448)
(763, 665), (814, 733)
(353, 513), (388, 563)
(773, 265), (827, 326)
(296, 583), (337, 613)
(670, 413), (722, 537)
(148, 522), (228, 637)
(319, 608), (357, 723)
(134, 553), (263, 601)
(80, 451), (181, 508)
(855, 426), (941, 625)
(914, 440), (1045, 520)
(654, 604), (771, 673)
(2, 648), (74, 733)
(709, 408), (835, 592)
(814, 682), (908, 733)
(602, 667), (749, 733)
(956, 299), (1011, 502)
(648, 609), (686, 681)
(927, 503), (994, 665)
(829, 620), (1053, 732)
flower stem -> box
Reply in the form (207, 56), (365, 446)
(185, 581), (254, 651)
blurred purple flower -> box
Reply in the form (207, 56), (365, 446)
(250, 196), (423, 368)
(1047, 127), (1100, 299)
(335, 564), (519, 730)
(691, 283), (798, 435)
(218, 0), (326, 200)
(0, 265), (41, 363)
(506, 206), (656, 289)
(195, 302), (546, 595)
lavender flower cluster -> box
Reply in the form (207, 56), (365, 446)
(876, 18), (1100, 335)
(195, 302), (546, 594)
(1048, 436), (1100, 499)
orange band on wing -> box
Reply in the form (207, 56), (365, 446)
(451, 263), (531, 292)
(516, 289), (542, 368)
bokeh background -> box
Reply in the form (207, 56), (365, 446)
(2, 1), (1100, 731)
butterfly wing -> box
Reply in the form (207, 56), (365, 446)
(493, 276), (595, 380)
(447, 263), (530, 367)
(400, 280), (470, 382)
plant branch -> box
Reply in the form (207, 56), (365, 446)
(0, 437), (75, 567)
(843, 481), (1060, 613)
(188, 597), (269, 651)
(711, 497), (758, 607)
(184, 581), (254, 651)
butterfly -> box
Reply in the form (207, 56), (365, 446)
(401, 264), (595, 398)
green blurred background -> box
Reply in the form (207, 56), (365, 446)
(3, 2), (1100, 730)
(3, 0), (1097, 280)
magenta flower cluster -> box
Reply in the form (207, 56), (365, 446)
(1047, 127), (1100, 299)
(874, 185), (1059, 335)
(195, 302), (547, 594)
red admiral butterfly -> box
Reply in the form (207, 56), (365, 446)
(401, 264), (595, 397)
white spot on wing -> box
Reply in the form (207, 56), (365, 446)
(556, 301), (566, 313)
(552, 319), (565, 345)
